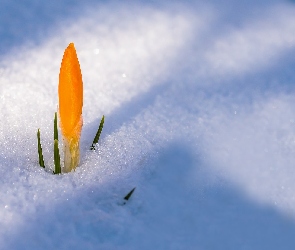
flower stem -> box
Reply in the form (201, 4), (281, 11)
(63, 138), (80, 173)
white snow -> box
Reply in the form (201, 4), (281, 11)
(1, 0), (295, 249)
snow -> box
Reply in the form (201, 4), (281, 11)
(1, 0), (295, 249)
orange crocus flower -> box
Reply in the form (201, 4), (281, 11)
(58, 43), (83, 172)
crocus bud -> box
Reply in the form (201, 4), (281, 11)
(58, 43), (83, 172)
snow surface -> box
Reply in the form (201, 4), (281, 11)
(1, 0), (295, 249)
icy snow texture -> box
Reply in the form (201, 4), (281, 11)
(1, 0), (295, 249)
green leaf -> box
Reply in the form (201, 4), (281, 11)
(124, 187), (136, 201)
(90, 115), (105, 150)
(37, 129), (45, 168)
(54, 112), (58, 141)
(54, 139), (61, 174)
(53, 112), (61, 174)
